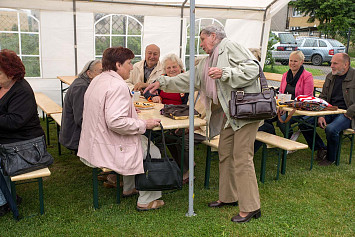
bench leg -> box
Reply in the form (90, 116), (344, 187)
(93, 168), (99, 209)
(336, 132), (343, 166)
(56, 123), (61, 155)
(260, 144), (267, 183)
(10, 181), (17, 203)
(276, 149), (281, 181)
(38, 178), (44, 215)
(116, 173), (120, 204)
(46, 115), (50, 145)
(349, 134), (354, 164)
(204, 146), (212, 189)
(309, 118), (318, 170)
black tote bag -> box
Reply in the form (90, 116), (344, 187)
(135, 123), (182, 191)
(0, 135), (54, 176)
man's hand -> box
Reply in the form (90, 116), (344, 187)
(145, 119), (161, 129)
(152, 96), (162, 104)
(318, 117), (327, 129)
(344, 114), (352, 120)
(144, 81), (160, 95)
(133, 82), (148, 92)
(208, 67), (222, 79)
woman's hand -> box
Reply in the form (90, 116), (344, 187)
(145, 119), (161, 129)
(208, 67), (222, 79)
(152, 96), (162, 103)
(133, 82), (148, 92)
(144, 81), (160, 94)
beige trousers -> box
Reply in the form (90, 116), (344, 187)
(218, 121), (261, 212)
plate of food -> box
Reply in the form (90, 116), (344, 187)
(134, 101), (155, 109)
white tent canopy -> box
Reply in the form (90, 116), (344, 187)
(1, 0), (289, 77)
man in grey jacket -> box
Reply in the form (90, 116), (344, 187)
(300, 53), (354, 166)
(59, 59), (102, 151)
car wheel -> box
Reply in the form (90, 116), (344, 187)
(311, 55), (323, 66)
(281, 60), (288, 65)
(265, 58), (271, 65)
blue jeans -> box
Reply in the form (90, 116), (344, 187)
(299, 114), (351, 162)
(0, 168), (11, 206)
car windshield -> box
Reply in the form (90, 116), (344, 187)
(328, 39), (344, 47)
(279, 33), (296, 44)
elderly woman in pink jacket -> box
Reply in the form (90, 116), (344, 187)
(78, 47), (164, 211)
(277, 50), (314, 139)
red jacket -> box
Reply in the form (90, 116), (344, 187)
(159, 90), (183, 105)
(279, 69), (314, 97)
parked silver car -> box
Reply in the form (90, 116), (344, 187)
(270, 32), (298, 65)
(296, 38), (346, 66)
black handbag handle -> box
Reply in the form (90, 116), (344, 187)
(146, 122), (169, 161)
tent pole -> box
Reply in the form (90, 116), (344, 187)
(179, 0), (188, 58)
(73, 0), (78, 75)
(186, 0), (196, 217)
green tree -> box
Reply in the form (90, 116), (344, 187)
(291, 0), (354, 40)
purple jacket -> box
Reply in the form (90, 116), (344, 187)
(78, 70), (146, 175)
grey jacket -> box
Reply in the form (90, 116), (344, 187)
(59, 75), (91, 150)
(157, 38), (261, 138)
(320, 67), (355, 128)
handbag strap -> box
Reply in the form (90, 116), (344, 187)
(277, 107), (296, 124)
(236, 60), (269, 93)
(146, 122), (169, 161)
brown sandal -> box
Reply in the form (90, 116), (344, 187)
(136, 200), (165, 211)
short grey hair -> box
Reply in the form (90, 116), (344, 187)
(200, 25), (226, 41)
(290, 51), (305, 61)
(161, 53), (184, 72)
(79, 59), (101, 76)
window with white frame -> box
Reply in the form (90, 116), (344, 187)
(94, 14), (143, 64)
(291, 26), (300, 35)
(0, 8), (41, 77)
(185, 18), (224, 70)
(292, 8), (302, 17)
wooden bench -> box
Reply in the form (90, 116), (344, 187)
(50, 113), (62, 155)
(34, 92), (62, 146)
(203, 131), (308, 187)
(10, 168), (51, 215)
(337, 128), (354, 165)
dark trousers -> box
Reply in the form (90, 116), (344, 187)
(299, 114), (351, 162)
(254, 119), (276, 153)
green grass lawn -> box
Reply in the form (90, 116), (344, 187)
(264, 65), (324, 76)
(1, 121), (354, 236)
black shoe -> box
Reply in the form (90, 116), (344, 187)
(231, 209), (261, 223)
(318, 159), (335, 166)
(208, 201), (238, 208)
(0, 203), (10, 217)
(316, 149), (327, 161)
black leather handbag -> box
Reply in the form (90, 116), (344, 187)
(0, 135), (54, 176)
(229, 60), (277, 120)
(135, 123), (182, 191)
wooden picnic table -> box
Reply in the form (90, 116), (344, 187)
(57, 76), (77, 106)
(279, 106), (346, 171)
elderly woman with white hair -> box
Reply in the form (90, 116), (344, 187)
(145, 25), (262, 223)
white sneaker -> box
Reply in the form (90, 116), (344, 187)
(290, 130), (301, 141)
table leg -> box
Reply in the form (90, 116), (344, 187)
(60, 81), (64, 107)
(309, 117), (317, 170)
(281, 112), (290, 175)
(180, 129), (185, 179)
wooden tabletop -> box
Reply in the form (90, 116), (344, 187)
(264, 72), (325, 89)
(137, 103), (206, 131)
(280, 106), (346, 116)
(57, 76), (76, 85)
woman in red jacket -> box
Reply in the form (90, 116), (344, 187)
(145, 54), (188, 105)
